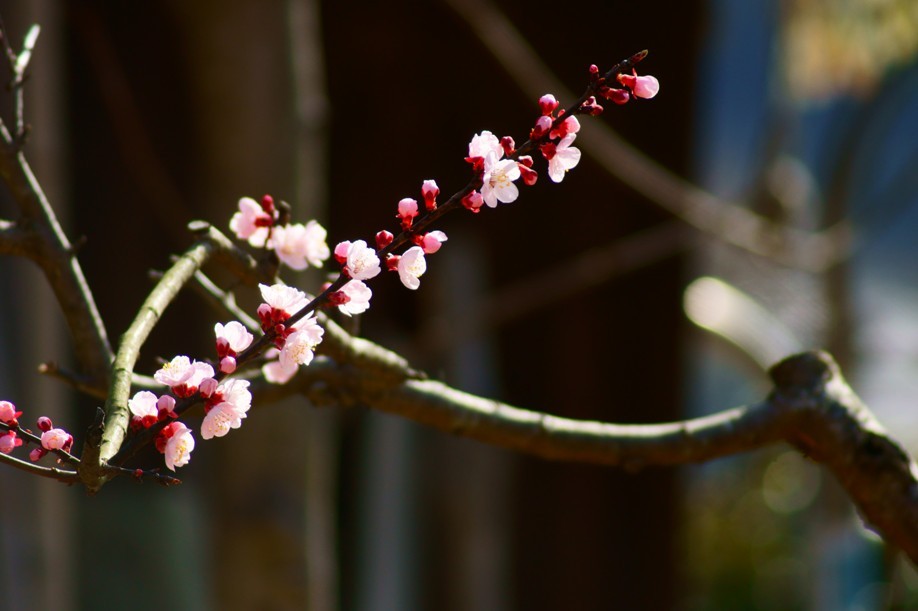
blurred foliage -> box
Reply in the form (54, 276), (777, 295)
(781, 0), (918, 100)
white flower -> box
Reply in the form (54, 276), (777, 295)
(163, 422), (194, 471)
(153, 355), (195, 387)
(340, 240), (381, 280)
(397, 246), (427, 290)
(481, 158), (521, 207)
(259, 283), (308, 317)
(215, 321), (254, 355)
(468, 130), (504, 162)
(269, 221), (329, 270)
(263, 359), (298, 385)
(153, 356), (214, 398)
(201, 380), (251, 440)
(547, 134), (581, 183)
(280, 319), (324, 369)
(128, 391), (159, 419)
(338, 280), (372, 316)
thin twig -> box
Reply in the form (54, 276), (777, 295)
(0, 450), (79, 483)
(444, 0), (852, 272)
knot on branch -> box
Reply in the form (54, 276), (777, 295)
(768, 350), (838, 391)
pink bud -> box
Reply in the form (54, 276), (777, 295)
(30, 447), (45, 462)
(375, 230), (394, 250)
(419, 231), (448, 254)
(583, 96), (604, 116)
(385, 254), (400, 272)
(461, 190), (484, 213)
(397, 198), (418, 218)
(260, 194), (275, 214)
(328, 290), (350, 306)
(519, 164), (538, 186)
(157, 395), (177, 420)
(421, 180), (439, 211)
(588, 64), (600, 81)
(538, 94), (559, 115)
(617, 71), (659, 99)
(37, 416), (52, 432)
(500, 136), (515, 157)
(219, 357), (237, 374)
(199, 377), (218, 398)
(397, 198), (419, 230)
(530, 115), (553, 140)
(601, 86), (630, 105)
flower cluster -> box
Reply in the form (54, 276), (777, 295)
(1, 55), (658, 480)
(0, 400), (74, 463)
(230, 194), (330, 271)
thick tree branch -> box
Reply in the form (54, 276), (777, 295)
(0, 123), (113, 387)
(264, 326), (918, 564)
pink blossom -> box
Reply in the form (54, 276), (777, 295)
(337, 240), (381, 281)
(546, 134), (581, 183)
(40, 428), (73, 453)
(229, 197), (274, 247)
(617, 71), (659, 99)
(418, 230), (448, 254)
(0, 431), (22, 454)
(397, 246), (427, 290)
(0, 400), (21, 424)
(337, 280), (372, 316)
(201, 379), (251, 440)
(481, 159), (521, 207)
(269, 221), (330, 270)
(159, 422), (194, 471)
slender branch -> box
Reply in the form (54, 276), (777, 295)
(0, 450), (79, 483)
(423, 221), (692, 352)
(0, 110), (112, 390)
(445, 0), (852, 272)
(188, 269), (260, 332)
(78, 234), (220, 492)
